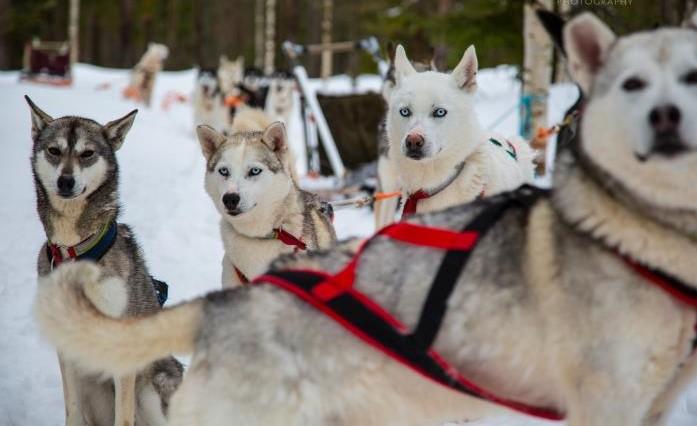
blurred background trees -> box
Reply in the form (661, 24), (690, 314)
(0, 0), (695, 74)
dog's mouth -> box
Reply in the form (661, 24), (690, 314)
(636, 132), (690, 162)
(57, 187), (86, 200)
(226, 203), (256, 217)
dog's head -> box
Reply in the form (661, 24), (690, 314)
(566, 12), (697, 211)
(218, 55), (245, 95)
(26, 96), (136, 201)
(197, 122), (294, 224)
(386, 44), (481, 162)
(197, 68), (219, 98)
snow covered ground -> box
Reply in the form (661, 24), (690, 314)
(0, 63), (695, 425)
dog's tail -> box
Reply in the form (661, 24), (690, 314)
(34, 262), (204, 377)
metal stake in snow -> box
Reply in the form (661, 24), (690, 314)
(290, 63), (346, 178)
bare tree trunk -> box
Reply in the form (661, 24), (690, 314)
(521, 1), (553, 175)
(320, 0), (333, 79)
(554, 0), (570, 83)
(0, 0), (9, 69)
(193, 0), (204, 66)
(119, 0), (133, 67)
(255, 0), (264, 69)
(69, 0), (80, 64)
(264, 0), (276, 75)
(433, 0), (451, 71)
(684, 0), (696, 22)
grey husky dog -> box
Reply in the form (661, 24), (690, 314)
(34, 11), (697, 425)
(27, 96), (183, 425)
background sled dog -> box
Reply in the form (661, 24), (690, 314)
(192, 67), (227, 131)
(27, 96), (183, 425)
(196, 109), (335, 287)
(34, 12), (697, 426)
(387, 44), (535, 219)
(123, 43), (169, 107)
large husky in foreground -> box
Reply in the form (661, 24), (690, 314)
(35, 12), (697, 425)
(27, 97), (182, 425)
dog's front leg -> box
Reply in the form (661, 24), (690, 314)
(115, 374), (136, 426)
(58, 353), (85, 426)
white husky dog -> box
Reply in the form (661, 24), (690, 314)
(387, 45), (535, 219)
(196, 109), (335, 287)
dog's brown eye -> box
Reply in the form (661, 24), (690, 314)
(47, 147), (61, 156)
(683, 70), (697, 85)
(622, 77), (646, 91)
(80, 150), (94, 159)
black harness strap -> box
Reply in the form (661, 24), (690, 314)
(256, 186), (563, 420)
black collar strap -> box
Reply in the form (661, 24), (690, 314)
(254, 186), (563, 420)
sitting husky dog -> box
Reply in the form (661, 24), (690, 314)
(26, 96), (183, 425)
(388, 45), (535, 219)
(192, 68), (227, 131)
(34, 12), (697, 425)
(196, 108), (335, 287)
(123, 43), (169, 107)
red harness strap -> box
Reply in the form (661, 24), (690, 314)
(254, 188), (565, 420)
(233, 227), (307, 285)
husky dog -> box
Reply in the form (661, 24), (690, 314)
(192, 68), (227, 131)
(123, 43), (169, 107)
(387, 45), (535, 219)
(26, 96), (183, 425)
(34, 12), (697, 425)
(264, 74), (295, 124)
(196, 109), (334, 287)
(374, 47), (435, 229)
(218, 55), (245, 97)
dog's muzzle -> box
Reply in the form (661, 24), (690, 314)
(647, 104), (688, 158)
(404, 134), (426, 160)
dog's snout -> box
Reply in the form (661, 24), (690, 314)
(222, 193), (241, 211)
(405, 134), (425, 150)
(57, 175), (75, 193)
(648, 104), (681, 133)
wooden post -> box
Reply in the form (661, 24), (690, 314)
(264, 0), (276, 75)
(255, 0), (264, 69)
(320, 0), (333, 79)
(68, 0), (80, 64)
(521, 0), (553, 174)
(553, 0), (570, 83)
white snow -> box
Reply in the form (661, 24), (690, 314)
(0, 64), (695, 425)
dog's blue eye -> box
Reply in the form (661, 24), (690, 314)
(248, 167), (262, 177)
(432, 108), (447, 118)
(218, 167), (230, 177)
(399, 107), (411, 117)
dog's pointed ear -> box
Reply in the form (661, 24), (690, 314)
(451, 45), (478, 92)
(25, 95), (54, 140)
(564, 12), (616, 94)
(262, 121), (288, 153)
(103, 110), (138, 151)
(394, 45), (416, 82)
(196, 125), (227, 161)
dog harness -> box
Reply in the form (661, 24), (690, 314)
(254, 186), (565, 420)
(253, 184), (697, 421)
(401, 138), (517, 219)
(46, 221), (168, 307)
(233, 227), (307, 284)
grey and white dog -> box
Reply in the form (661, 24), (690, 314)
(27, 96), (183, 426)
(34, 11), (697, 425)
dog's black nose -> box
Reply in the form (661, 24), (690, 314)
(648, 104), (681, 134)
(405, 134), (425, 159)
(222, 193), (240, 211)
(57, 175), (75, 193)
